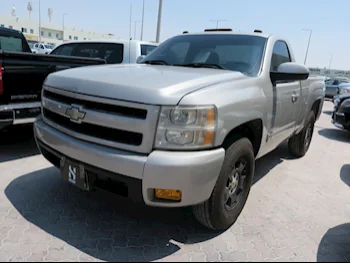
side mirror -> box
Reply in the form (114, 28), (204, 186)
(136, 55), (146, 64)
(270, 62), (309, 83)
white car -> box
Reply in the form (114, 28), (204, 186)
(33, 43), (54, 54)
(50, 39), (159, 64)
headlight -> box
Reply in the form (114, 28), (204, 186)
(155, 105), (217, 150)
(339, 88), (350, 95)
(341, 99), (350, 108)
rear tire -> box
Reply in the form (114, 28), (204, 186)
(288, 111), (316, 158)
(193, 136), (255, 230)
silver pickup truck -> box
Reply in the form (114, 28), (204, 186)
(34, 29), (325, 230)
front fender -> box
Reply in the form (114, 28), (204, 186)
(178, 80), (268, 147)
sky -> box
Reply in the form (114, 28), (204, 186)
(1, 0), (350, 70)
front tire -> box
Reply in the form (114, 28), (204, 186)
(193, 136), (255, 230)
(288, 111), (316, 158)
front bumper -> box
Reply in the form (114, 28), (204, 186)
(34, 119), (225, 208)
(0, 102), (41, 130)
(331, 110), (349, 130)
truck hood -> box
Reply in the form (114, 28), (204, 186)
(44, 64), (248, 105)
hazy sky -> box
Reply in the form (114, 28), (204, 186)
(1, 0), (349, 69)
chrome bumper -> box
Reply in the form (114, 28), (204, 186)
(34, 119), (226, 207)
(0, 102), (41, 129)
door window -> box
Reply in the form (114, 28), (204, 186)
(51, 44), (77, 56)
(50, 42), (124, 64)
(96, 43), (124, 64)
(141, 44), (157, 56)
(270, 41), (291, 71)
(73, 43), (101, 58)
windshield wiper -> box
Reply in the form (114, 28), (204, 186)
(174, 63), (226, 70)
(144, 60), (170, 65)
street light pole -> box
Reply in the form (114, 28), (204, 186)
(38, 0), (41, 43)
(329, 54), (334, 70)
(140, 0), (145, 41)
(155, 0), (163, 43)
(210, 20), (227, 29)
(129, 4), (132, 39)
(62, 13), (68, 41)
(302, 29), (312, 65)
(134, 21), (141, 40)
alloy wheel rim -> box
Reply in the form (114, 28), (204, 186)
(224, 159), (248, 211)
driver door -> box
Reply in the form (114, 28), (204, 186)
(268, 41), (301, 146)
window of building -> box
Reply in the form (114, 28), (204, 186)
(21, 28), (27, 33)
(30, 29), (34, 34)
(56, 34), (59, 39)
(1, 24), (4, 27)
(69, 35), (72, 40)
(9, 25), (13, 29)
(48, 32), (52, 37)
(74, 36), (78, 40)
(41, 31), (44, 36)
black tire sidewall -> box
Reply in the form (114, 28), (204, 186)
(300, 112), (316, 154)
(210, 138), (255, 230)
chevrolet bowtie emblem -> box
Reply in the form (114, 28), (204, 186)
(65, 105), (86, 123)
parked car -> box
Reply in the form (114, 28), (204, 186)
(32, 43), (54, 54)
(325, 78), (349, 98)
(50, 40), (159, 64)
(0, 26), (106, 131)
(34, 29), (325, 230)
(336, 82), (350, 96)
(332, 94), (350, 131)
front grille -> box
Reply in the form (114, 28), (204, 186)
(41, 86), (160, 153)
(43, 90), (147, 119)
(43, 108), (143, 146)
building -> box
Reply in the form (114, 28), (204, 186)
(309, 67), (350, 79)
(0, 14), (121, 46)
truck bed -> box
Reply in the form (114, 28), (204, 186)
(0, 51), (106, 130)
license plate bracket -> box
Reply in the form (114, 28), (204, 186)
(60, 157), (91, 191)
(14, 107), (41, 119)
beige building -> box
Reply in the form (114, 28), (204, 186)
(0, 14), (121, 46)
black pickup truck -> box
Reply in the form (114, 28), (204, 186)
(0, 27), (106, 131)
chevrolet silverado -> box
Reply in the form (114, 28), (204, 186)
(34, 29), (325, 230)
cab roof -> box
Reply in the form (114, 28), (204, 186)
(179, 30), (271, 39)
(58, 39), (159, 46)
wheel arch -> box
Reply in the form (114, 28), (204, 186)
(221, 119), (264, 157)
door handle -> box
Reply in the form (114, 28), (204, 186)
(292, 92), (300, 103)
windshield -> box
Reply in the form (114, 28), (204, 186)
(44, 44), (53, 49)
(143, 34), (267, 76)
